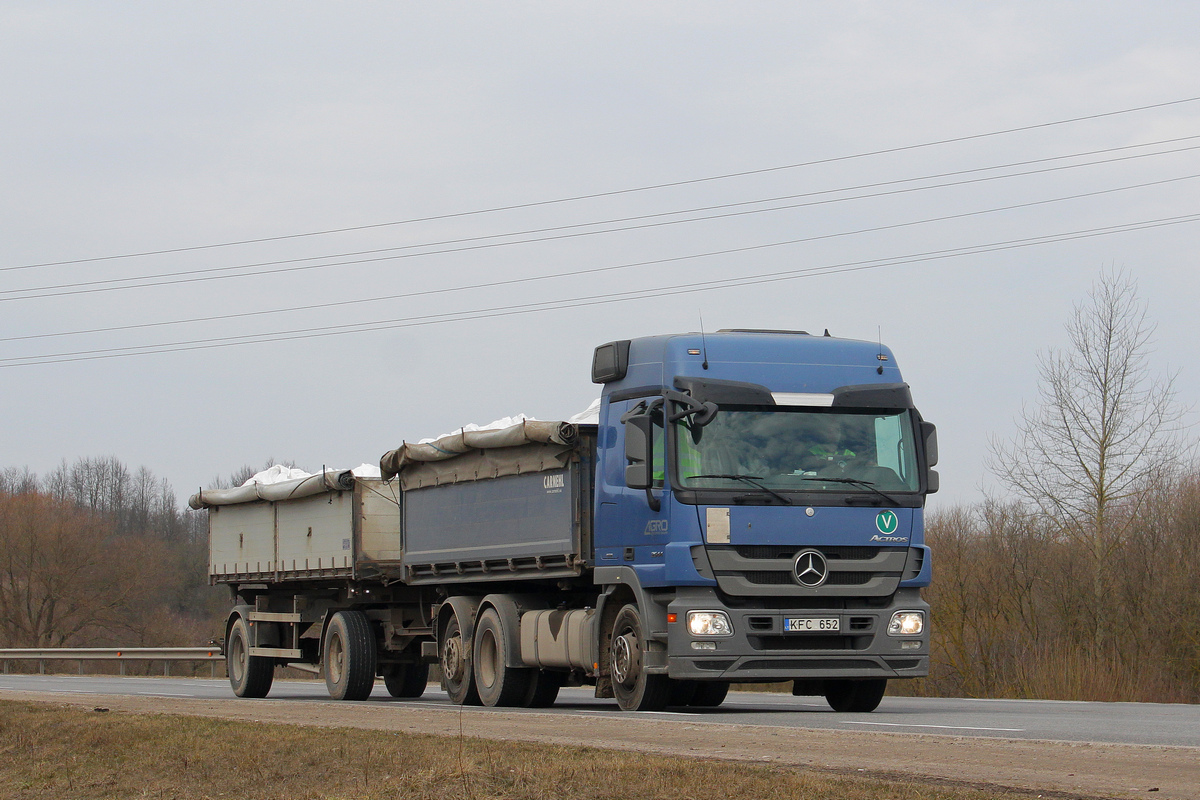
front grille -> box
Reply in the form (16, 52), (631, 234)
(744, 571), (795, 585)
(738, 658), (880, 673)
(708, 545), (909, 598)
(742, 570), (871, 586)
(734, 545), (882, 560)
(751, 635), (859, 650)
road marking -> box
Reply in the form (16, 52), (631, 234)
(843, 721), (1024, 732)
(136, 692), (196, 698)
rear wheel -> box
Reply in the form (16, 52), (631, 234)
(690, 681), (730, 707)
(825, 678), (887, 712)
(323, 610), (377, 701)
(522, 669), (563, 708)
(227, 616), (274, 698)
(383, 661), (429, 698)
(610, 604), (670, 712)
(473, 608), (533, 707)
(441, 612), (481, 705)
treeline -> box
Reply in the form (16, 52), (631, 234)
(916, 472), (1200, 703)
(0, 459), (222, 650)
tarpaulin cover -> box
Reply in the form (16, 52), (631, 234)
(188, 469), (356, 509)
(396, 441), (577, 490)
(379, 419), (580, 481)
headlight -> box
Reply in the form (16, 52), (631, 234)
(686, 611), (732, 637)
(887, 611), (925, 636)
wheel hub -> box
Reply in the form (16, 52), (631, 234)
(612, 633), (637, 684)
(444, 635), (465, 682)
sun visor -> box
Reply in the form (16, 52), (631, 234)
(830, 383), (914, 409)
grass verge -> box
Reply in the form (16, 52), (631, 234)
(0, 698), (1021, 800)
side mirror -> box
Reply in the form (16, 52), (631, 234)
(920, 421), (939, 494)
(920, 421), (938, 467)
(624, 414), (653, 490)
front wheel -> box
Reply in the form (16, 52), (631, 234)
(227, 616), (274, 698)
(610, 604), (670, 712)
(691, 681), (730, 707)
(323, 610), (377, 701)
(825, 678), (887, 712)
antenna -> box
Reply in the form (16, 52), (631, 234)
(698, 312), (710, 370)
(877, 326), (885, 374)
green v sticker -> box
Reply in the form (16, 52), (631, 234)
(876, 510), (898, 534)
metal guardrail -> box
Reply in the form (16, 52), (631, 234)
(0, 647), (224, 677)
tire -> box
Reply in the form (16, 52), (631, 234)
(323, 610), (377, 701)
(473, 608), (533, 707)
(522, 669), (563, 708)
(610, 604), (670, 712)
(690, 681), (730, 707)
(383, 662), (429, 698)
(441, 612), (481, 705)
(227, 616), (274, 698)
(825, 678), (888, 712)
(668, 680), (698, 707)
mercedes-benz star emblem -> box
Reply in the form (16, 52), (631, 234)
(793, 549), (829, 588)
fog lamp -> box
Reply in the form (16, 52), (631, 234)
(687, 610), (733, 637)
(887, 611), (925, 636)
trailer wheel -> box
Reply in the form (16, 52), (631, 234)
(323, 610), (377, 701)
(825, 678), (887, 712)
(522, 669), (562, 708)
(441, 612), (481, 705)
(610, 604), (670, 712)
(690, 681), (730, 707)
(383, 662), (429, 699)
(227, 616), (274, 698)
(473, 608), (533, 707)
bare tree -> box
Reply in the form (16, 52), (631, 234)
(0, 491), (169, 647)
(988, 270), (1192, 649)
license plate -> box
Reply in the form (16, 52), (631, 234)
(784, 617), (840, 632)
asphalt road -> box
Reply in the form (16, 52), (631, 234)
(3, 673), (1198, 748)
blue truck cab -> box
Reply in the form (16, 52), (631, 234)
(591, 329), (937, 711)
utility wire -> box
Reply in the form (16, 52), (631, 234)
(7, 94), (1200, 272)
(5, 212), (1198, 368)
(7, 141), (1200, 302)
(6, 172), (1199, 345)
(8, 134), (1200, 293)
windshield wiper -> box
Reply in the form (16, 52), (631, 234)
(800, 476), (900, 506)
(689, 474), (792, 505)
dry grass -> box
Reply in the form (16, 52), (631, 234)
(0, 699), (1019, 800)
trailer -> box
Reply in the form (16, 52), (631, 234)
(193, 329), (938, 712)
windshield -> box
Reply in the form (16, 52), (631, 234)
(674, 405), (920, 494)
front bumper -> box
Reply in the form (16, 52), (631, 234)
(664, 586), (929, 682)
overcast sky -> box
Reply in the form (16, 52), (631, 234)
(2, 2), (1197, 508)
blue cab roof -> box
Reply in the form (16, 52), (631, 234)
(608, 330), (903, 396)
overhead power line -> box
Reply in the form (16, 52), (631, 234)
(6, 142), (1200, 302)
(6, 172), (1200, 345)
(4, 211), (1198, 368)
(7, 94), (1200, 273)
